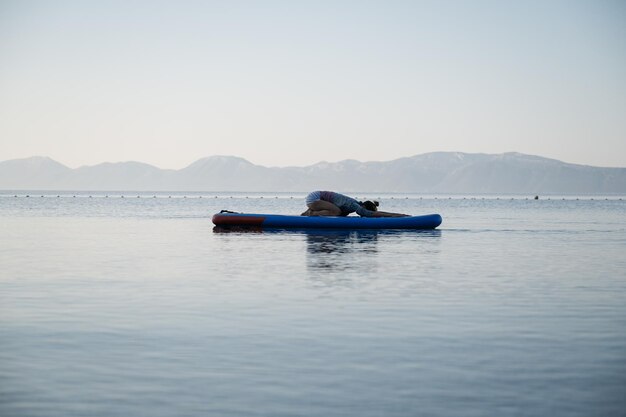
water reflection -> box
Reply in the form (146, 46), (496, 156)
(306, 229), (441, 271)
(213, 226), (442, 238)
(213, 225), (263, 233)
(212, 226), (442, 287)
(306, 231), (378, 256)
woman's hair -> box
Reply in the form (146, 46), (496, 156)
(361, 200), (379, 212)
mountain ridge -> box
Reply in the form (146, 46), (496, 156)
(1, 152), (625, 194)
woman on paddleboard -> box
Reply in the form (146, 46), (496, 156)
(301, 191), (408, 217)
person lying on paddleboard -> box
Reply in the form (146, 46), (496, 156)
(301, 191), (409, 217)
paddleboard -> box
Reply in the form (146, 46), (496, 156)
(212, 212), (442, 230)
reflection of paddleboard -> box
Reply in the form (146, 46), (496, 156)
(212, 212), (442, 230)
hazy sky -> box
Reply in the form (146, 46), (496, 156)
(1, 0), (625, 168)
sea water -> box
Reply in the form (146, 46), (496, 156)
(1, 192), (625, 417)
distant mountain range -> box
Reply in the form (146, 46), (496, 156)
(1, 153), (625, 194)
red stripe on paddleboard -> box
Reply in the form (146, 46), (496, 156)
(212, 214), (266, 226)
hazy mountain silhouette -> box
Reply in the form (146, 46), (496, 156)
(1, 153), (625, 194)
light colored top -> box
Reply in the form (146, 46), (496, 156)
(305, 191), (376, 217)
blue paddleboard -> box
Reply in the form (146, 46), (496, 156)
(212, 212), (442, 230)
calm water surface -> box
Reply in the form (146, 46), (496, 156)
(1, 193), (625, 416)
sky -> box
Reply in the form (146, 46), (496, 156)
(0, 0), (625, 169)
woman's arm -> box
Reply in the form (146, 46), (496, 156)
(370, 211), (409, 218)
(352, 200), (409, 218)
